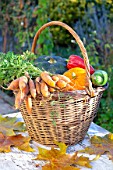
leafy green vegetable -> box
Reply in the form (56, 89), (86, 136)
(0, 51), (42, 85)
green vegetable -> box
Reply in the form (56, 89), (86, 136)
(0, 51), (42, 86)
(34, 55), (68, 74)
(91, 70), (108, 86)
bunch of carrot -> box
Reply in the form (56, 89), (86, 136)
(5, 71), (74, 114)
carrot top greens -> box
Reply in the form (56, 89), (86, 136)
(0, 51), (42, 86)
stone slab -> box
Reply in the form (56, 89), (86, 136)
(0, 90), (17, 114)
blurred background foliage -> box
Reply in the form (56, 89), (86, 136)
(0, 0), (113, 132)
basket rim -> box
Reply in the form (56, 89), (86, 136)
(56, 83), (108, 95)
(29, 83), (108, 102)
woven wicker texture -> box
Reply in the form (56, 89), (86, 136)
(20, 21), (107, 146)
(20, 88), (106, 146)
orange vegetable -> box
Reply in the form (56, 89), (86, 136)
(52, 75), (59, 82)
(22, 84), (29, 94)
(15, 91), (22, 109)
(25, 95), (32, 114)
(19, 76), (28, 91)
(56, 80), (67, 89)
(61, 84), (74, 92)
(40, 71), (55, 87)
(56, 74), (71, 83)
(25, 71), (30, 79)
(36, 82), (41, 94)
(35, 77), (41, 94)
(29, 78), (36, 98)
(35, 77), (41, 83)
(40, 80), (50, 97)
(48, 87), (56, 93)
(7, 78), (20, 91)
(63, 67), (88, 90)
(21, 84), (29, 99)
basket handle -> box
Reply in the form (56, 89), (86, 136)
(31, 21), (94, 97)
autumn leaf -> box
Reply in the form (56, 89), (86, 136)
(35, 142), (93, 170)
(54, 141), (67, 154)
(74, 155), (92, 168)
(80, 133), (113, 161)
(0, 114), (26, 136)
(0, 132), (34, 153)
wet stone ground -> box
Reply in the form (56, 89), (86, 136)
(0, 90), (16, 114)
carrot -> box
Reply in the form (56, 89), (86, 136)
(40, 80), (50, 97)
(56, 79), (67, 89)
(56, 74), (71, 83)
(6, 78), (20, 91)
(35, 77), (41, 83)
(29, 78), (36, 98)
(19, 76), (28, 91)
(25, 95), (32, 114)
(40, 71), (55, 87)
(35, 77), (41, 94)
(36, 82), (41, 94)
(48, 87), (56, 93)
(52, 75), (59, 82)
(61, 84), (74, 92)
(21, 84), (29, 99)
(15, 90), (23, 109)
(22, 84), (29, 94)
(25, 71), (30, 79)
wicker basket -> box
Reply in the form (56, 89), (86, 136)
(20, 21), (107, 146)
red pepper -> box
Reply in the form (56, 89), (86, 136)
(67, 55), (95, 75)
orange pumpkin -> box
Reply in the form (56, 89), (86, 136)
(63, 67), (88, 90)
